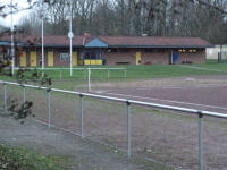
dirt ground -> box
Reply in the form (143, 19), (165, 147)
(92, 75), (227, 113)
(90, 75), (227, 169)
(0, 113), (168, 170)
(1, 75), (227, 170)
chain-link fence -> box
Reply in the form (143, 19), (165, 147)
(0, 81), (227, 169)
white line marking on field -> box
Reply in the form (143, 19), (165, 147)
(135, 84), (227, 90)
(98, 92), (227, 111)
(178, 65), (227, 72)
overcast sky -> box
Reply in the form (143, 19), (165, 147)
(0, 0), (31, 27)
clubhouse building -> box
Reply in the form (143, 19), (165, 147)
(0, 33), (213, 67)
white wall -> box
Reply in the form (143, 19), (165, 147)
(207, 45), (227, 60)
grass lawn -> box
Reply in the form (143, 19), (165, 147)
(1, 62), (227, 90)
(193, 60), (227, 71)
(124, 64), (227, 78)
(1, 62), (227, 79)
(38, 63), (227, 79)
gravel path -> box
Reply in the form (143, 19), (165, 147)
(0, 114), (167, 170)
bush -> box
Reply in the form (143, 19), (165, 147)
(0, 144), (63, 170)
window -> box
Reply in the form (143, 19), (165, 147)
(84, 50), (102, 60)
(178, 49), (197, 53)
(178, 49), (186, 52)
(108, 49), (118, 52)
(59, 52), (69, 61)
(84, 51), (96, 59)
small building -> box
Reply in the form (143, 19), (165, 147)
(0, 33), (213, 67)
(206, 44), (227, 61)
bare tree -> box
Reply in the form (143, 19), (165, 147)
(18, 0), (227, 43)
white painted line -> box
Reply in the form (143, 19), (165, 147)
(101, 92), (227, 111)
(178, 65), (227, 72)
(136, 84), (227, 90)
(135, 84), (227, 90)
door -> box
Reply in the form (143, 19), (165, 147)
(173, 51), (179, 64)
(136, 52), (142, 65)
(30, 51), (37, 67)
(72, 52), (77, 66)
(48, 51), (54, 67)
(19, 51), (26, 67)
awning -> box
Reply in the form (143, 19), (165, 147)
(85, 39), (108, 49)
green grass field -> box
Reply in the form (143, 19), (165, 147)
(1, 61), (227, 90)
(39, 61), (227, 79)
(2, 62), (227, 78)
(193, 61), (227, 71)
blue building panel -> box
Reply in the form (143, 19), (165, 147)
(85, 39), (108, 48)
(0, 41), (11, 46)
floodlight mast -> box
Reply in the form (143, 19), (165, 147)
(9, 0), (33, 76)
(41, 0), (44, 71)
(10, 0), (15, 76)
(69, 0), (74, 77)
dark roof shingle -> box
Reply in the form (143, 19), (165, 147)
(0, 34), (212, 48)
(98, 36), (211, 47)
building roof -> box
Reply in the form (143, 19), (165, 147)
(99, 36), (212, 48)
(85, 38), (108, 48)
(0, 34), (213, 49)
(0, 34), (85, 47)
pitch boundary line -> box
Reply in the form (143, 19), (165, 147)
(135, 84), (227, 90)
(178, 65), (227, 72)
(98, 92), (227, 111)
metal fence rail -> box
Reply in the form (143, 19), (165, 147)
(4, 67), (128, 92)
(0, 81), (227, 170)
(10, 67), (128, 79)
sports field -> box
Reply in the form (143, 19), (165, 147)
(1, 62), (227, 169)
(1, 61), (227, 80)
(48, 62), (227, 94)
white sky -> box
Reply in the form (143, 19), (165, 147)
(0, 0), (31, 27)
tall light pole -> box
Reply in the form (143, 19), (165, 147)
(41, 0), (44, 70)
(68, 0), (74, 77)
(10, 0), (15, 76)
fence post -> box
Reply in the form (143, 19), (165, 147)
(80, 94), (84, 138)
(107, 69), (110, 79)
(198, 112), (204, 170)
(124, 69), (127, 78)
(88, 68), (91, 92)
(126, 101), (132, 158)
(84, 68), (86, 80)
(4, 84), (7, 111)
(47, 88), (52, 128)
(23, 86), (26, 103)
(60, 70), (62, 80)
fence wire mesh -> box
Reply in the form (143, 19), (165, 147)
(6, 85), (24, 110)
(131, 105), (198, 169)
(203, 117), (227, 169)
(25, 87), (49, 123)
(84, 97), (127, 151)
(1, 82), (227, 169)
(51, 92), (81, 135)
(0, 84), (4, 108)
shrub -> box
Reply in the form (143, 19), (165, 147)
(0, 144), (63, 170)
